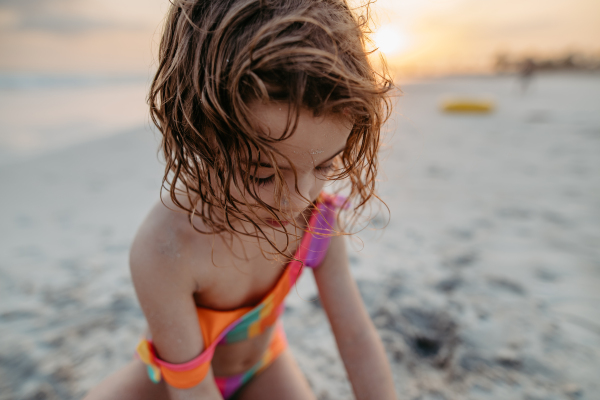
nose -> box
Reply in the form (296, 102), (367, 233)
(285, 171), (321, 211)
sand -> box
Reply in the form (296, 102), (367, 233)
(1, 73), (599, 400)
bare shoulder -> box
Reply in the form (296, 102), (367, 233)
(129, 196), (216, 293)
(129, 197), (215, 365)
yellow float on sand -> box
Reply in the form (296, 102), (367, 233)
(442, 99), (495, 113)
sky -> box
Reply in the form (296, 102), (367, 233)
(0, 0), (599, 76)
(370, 0), (600, 75)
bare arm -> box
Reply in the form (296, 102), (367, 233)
(313, 234), (397, 400)
(130, 222), (223, 400)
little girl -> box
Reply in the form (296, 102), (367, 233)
(85, 0), (395, 399)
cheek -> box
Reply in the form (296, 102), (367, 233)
(226, 173), (273, 209)
(283, 175), (326, 208)
(256, 187), (276, 205)
(245, 174), (327, 217)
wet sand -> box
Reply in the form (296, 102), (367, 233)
(1, 73), (599, 399)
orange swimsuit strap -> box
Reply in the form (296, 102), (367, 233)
(136, 192), (346, 389)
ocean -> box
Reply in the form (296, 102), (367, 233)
(0, 72), (151, 166)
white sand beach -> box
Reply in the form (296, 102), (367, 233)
(1, 73), (599, 400)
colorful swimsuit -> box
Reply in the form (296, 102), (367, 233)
(136, 192), (346, 398)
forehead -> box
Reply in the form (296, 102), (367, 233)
(247, 101), (351, 166)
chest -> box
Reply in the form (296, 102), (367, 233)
(191, 229), (305, 311)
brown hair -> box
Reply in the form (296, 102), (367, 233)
(149, 0), (392, 252)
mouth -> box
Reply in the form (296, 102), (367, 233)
(265, 218), (290, 227)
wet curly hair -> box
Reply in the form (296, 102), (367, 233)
(149, 0), (393, 252)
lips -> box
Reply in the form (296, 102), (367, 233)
(265, 218), (289, 227)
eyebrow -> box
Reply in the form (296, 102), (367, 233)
(251, 147), (345, 170)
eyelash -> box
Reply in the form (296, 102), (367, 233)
(252, 175), (275, 187)
(316, 163), (335, 174)
(250, 164), (335, 187)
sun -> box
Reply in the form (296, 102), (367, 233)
(374, 24), (410, 56)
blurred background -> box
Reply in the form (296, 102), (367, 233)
(1, 1), (599, 399)
(1, 0), (599, 162)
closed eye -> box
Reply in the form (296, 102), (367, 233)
(250, 174), (275, 187)
(315, 163), (335, 173)
(251, 161), (337, 187)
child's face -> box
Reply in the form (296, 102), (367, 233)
(242, 101), (352, 227)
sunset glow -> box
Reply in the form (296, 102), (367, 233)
(0, 0), (598, 76)
(374, 25), (411, 56)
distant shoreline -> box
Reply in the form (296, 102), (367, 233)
(0, 71), (151, 91)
